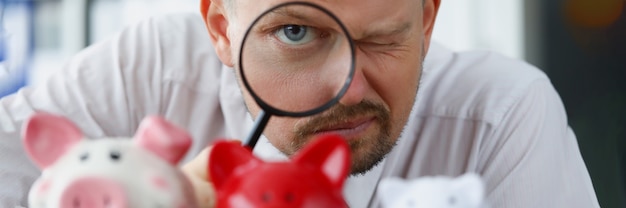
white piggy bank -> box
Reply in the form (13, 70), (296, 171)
(377, 173), (486, 208)
(22, 112), (198, 208)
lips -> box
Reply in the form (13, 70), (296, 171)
(313, 117), (376, 138)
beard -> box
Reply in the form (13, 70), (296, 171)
(284, 100), (397, 175)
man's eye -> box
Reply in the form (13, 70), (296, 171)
(274, 25), (317, 45)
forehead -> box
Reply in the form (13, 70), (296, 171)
(232, 0), (422, 36)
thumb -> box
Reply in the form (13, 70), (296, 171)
(181, 139), (242, 208)
(183, 139), (242, 179)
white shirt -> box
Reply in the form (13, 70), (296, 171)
(0, 12), (599, 208)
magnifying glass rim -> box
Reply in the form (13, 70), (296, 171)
(238, 1), (356, 118)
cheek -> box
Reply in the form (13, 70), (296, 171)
(389, 71), (419, 137)
(375, 60), (419, 99)
(370, 55), (421, 134)
(29, 178), (53, 207)
(149, 175), (171, 191)
(229, 27), (244, 60)
(263, 117), (301, 152)
(363, 44), (422, 112)
(240, 83), (262, 118)
(388, 69), (419, 114)
(34, 178), (53, 196)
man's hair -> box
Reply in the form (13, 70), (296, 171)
(224, 0), (426, 10)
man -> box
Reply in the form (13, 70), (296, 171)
(0, 0), (599, 207)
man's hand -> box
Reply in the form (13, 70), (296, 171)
(181, 140), (241, 208)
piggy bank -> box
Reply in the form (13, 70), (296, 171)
(209, 134), (350, 208)
(22, 112), (198, 208)
(377, 173), (486, 208)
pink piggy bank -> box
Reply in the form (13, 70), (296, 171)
(22, 112), (198, 208)
(209, 134), (351, 208)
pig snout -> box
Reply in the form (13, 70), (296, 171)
(59, 177), (127, 208)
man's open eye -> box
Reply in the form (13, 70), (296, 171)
(274, 25), (317, 45)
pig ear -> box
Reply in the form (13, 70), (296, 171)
(134, 116), (192, 165)
(209, 140), (260, 189)
(22, 112), (83, 169)
(292, 134), (350, 188)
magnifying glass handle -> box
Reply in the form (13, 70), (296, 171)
(244, 110), (271, 149)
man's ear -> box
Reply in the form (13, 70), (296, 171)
(200, 0), (234, 67)
(422, 0), (441, 53)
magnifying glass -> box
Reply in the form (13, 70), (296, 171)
(238, 1), (356, 149)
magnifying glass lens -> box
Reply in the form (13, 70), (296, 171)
(240, 3), (353, 114)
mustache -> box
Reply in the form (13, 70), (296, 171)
(294, 100), (390, 137)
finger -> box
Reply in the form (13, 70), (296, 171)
(185, 170), (216, 208)
(182, 139), (242, 179)
(181, 139), (242, 208)
(182, 146), (212, 179)
(181, 145), (213, 207)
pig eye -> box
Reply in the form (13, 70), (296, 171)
(109, 150), (122, 162)
(79, 152), (89, 162)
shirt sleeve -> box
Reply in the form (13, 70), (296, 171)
(0, 16), (167, 207)
(478, 78), (600, 207)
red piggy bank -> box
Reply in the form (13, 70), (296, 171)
(209, 134), (350, 208)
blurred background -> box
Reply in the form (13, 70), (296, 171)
(0, 0), (624, 207)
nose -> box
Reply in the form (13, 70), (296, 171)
(60, 177), (127, 208)
(338, 51), (368, 106)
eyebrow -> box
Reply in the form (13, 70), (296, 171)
(268, 7), (318, 23)
(265, 7), (413, 39)
(263, 7), (348, 33)
(359, 22), (412, 40)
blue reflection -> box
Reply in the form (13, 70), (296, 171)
(0, 0), (32, 98)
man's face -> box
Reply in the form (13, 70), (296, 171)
(210, 0), (434, 175)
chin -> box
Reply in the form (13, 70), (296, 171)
(347, 135), (397, 176)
